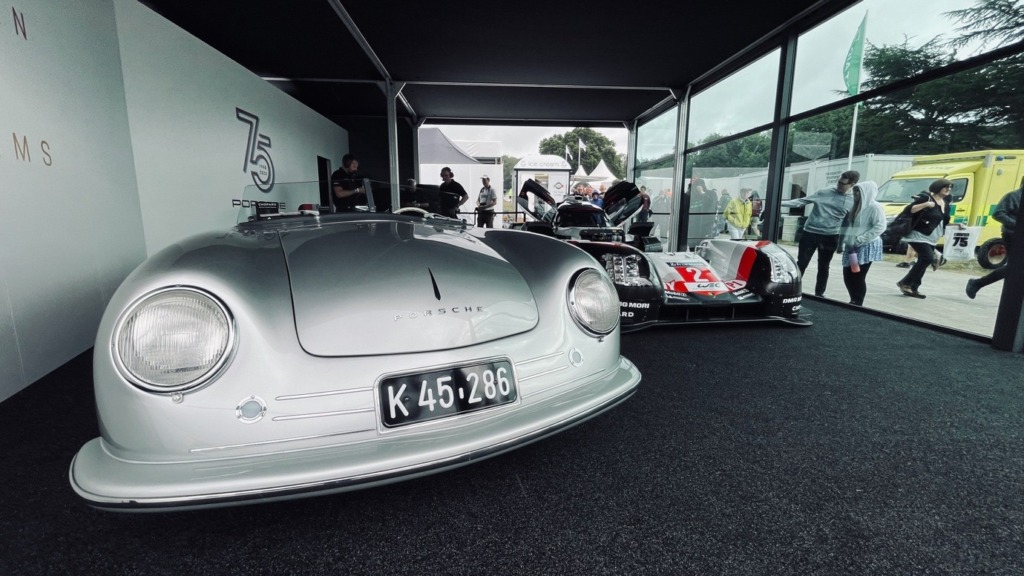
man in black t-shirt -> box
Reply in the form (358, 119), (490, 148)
(330, 154), (366, 212)
(438, 166), (468, 218)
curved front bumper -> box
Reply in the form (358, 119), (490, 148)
(70, 356), (641, 512)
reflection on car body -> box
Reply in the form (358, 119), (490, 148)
(69, 181), (641, 511)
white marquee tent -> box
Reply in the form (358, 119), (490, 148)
(418, 127), (487, 186)
(588, 159), (618, 189)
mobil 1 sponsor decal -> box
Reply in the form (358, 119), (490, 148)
(620, 300), (651, 320)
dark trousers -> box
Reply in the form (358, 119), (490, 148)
(899, 242), (936, 290)
(973, 233), (1012, 292)
(974, 257), (1009, 289)
(977, 265), (1008, 287)
(796, 231), (840, 296)
(476, 209), (495, 228)
(842, 262), (873, 306)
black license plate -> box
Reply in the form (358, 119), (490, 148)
(379, 360), (517, 428)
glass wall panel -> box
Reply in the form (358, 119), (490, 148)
(636, 108), (678, 167)
(779, 53), (1024, 337)
(682, 130), (773, 248)
(635, 108), (679, 242)
(686, 50), (779, 147)
(791, 0), (1019, 116)
(662, 0), (1024, 339)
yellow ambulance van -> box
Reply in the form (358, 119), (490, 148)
(876, 150), (1024, 268)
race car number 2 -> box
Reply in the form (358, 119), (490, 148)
(379, 360), (517, 428)
(666, 265), (727, 293)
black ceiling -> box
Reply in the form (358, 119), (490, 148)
(137, 0), (853, 129)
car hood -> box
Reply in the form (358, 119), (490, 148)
(279, 220), (539, 356)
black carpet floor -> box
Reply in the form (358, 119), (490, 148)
(2, 302), (1023, 575)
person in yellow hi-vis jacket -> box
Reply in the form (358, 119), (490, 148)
(724, 188), (752, 240)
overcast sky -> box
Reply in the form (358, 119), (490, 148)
(427, 0), (987, 162)
(430, 125), (629, 159)
(690, 0), (987, 144)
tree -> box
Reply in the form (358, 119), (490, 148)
(501, 155), (520, 192)
(685, 132), (772, 177)
(945, 0), (1024, 52)
(780, 1), (1024, 159)
(538, 128), (624, 178)
(855, 36), (1024, 153)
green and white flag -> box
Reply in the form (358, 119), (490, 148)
(843, 14), (867, 96)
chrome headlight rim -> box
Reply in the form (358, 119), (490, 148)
(566, 268), (620, 337)
(111, 286), (236, 394)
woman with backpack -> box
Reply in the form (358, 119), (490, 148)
(895, 179), (955, 299)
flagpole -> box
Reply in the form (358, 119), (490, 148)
(845, 13), (867, 170)
(847, 104), (859, 170)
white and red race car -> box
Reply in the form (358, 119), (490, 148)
(515, 179), (811, 332)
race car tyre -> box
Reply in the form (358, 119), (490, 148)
(977, 238), (1007, 270)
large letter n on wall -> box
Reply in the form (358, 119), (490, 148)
(12, 7), (27, 40)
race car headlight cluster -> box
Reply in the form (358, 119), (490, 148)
(567, 269), (620, 336)
(762, 245), (800, 283)
(602, 254), (653, 287)
(113, 287), (235, 393)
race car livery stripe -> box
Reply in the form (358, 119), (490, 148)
(734, 246), (759, 283)
(664, 263), (725, 295)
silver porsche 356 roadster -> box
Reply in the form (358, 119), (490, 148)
(69, 181), (641, 511)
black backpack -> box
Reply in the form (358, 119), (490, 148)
(885, 193), (928, 239)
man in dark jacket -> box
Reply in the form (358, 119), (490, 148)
(330, 154), (366, 212)
(438, 167), (468, 218)
(966, 185), (1021, 299)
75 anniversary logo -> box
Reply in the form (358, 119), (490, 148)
(236, 108), (275, 192)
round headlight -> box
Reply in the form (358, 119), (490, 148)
(113, 287), (235, 392)
(567, 269), (620, 336)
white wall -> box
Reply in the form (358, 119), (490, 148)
(0, 0), (145, 401)
(0, 0), (351, 402)
(113, 0), (349, 256)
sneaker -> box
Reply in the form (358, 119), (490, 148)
(896, 282), (914, 295)
(966, 278), (980, 300)
(895, 261), (913, 268)
(908, 289), (926, 299)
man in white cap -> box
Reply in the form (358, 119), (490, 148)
(476, 175), (498, 228)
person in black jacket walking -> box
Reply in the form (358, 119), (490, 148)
(966, 185), (1021, 298)
(896, 179), (955, 299)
